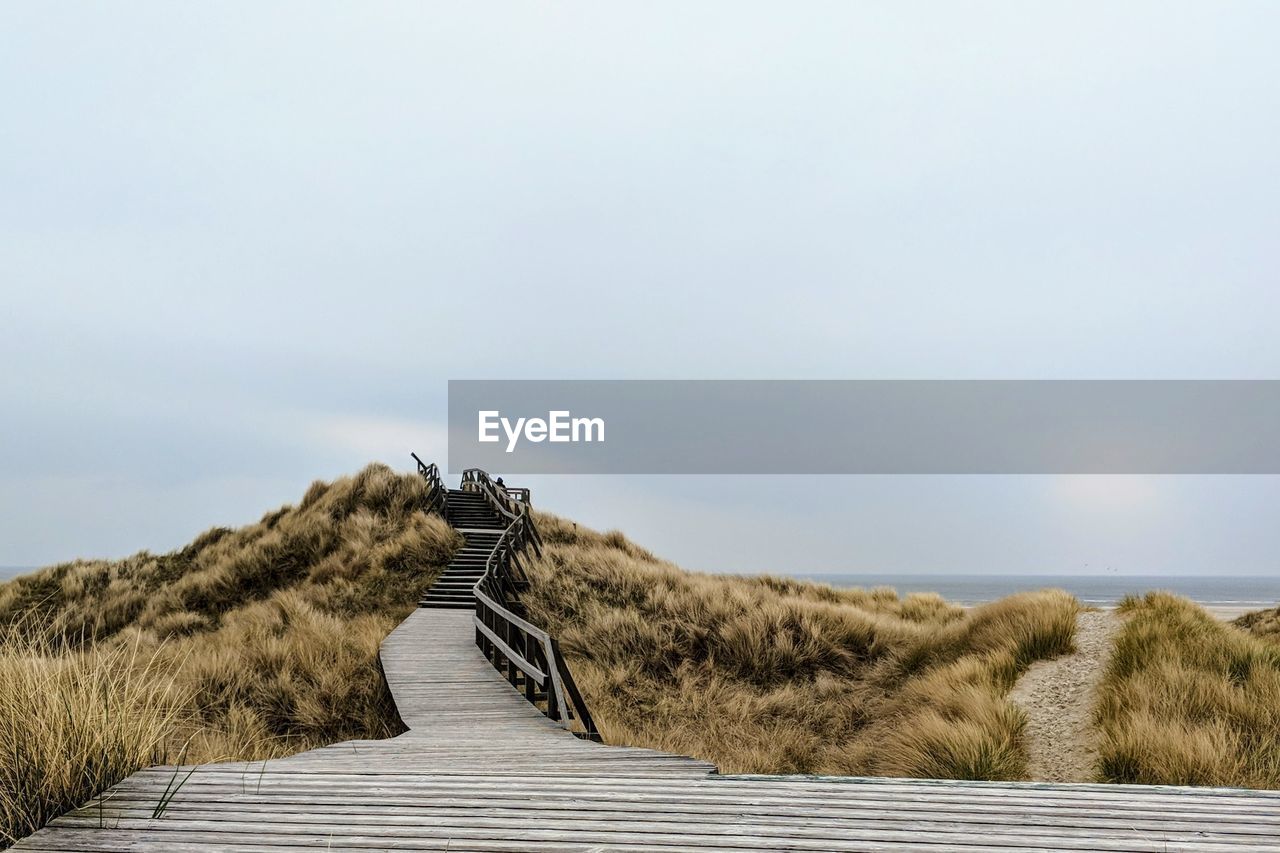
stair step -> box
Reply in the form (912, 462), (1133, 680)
(427, 483), (524, 610)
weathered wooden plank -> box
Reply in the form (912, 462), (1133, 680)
(12, 825), (1173, 853)
(94, 776), (1280, 815)
(37, 817), (1280, 853)
(110, 768), (1280, 812)
(61, 800), (1280, 843)
(72, 792), (1280, 828)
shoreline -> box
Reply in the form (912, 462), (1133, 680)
(960, 602), (1256, 622)
(1128, 603), (1253, 622)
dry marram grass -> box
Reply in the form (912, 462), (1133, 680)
(0, 628), (189, 846)
(0, 464), (459, 847)
(522, 514), (1081, 779)
(1235, 604), (1280, 644)
(1095, 592), (1280, 788)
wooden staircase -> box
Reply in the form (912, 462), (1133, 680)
(418, 488), (507, 609)
(411, 462), (596, 737)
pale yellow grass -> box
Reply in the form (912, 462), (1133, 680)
(0, 464), (460, 847)
(1096, 592), (1280, 788)
(1235, 603), (1280, 644)
(0, 630), (188, 846)
(523, 514), (1080, 780)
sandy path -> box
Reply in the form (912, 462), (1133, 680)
(1008, 610), (1120, 783)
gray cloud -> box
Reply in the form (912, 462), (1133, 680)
(3, 2), (1278, 573)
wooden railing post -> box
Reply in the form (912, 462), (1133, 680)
(524, 632), (537, 703)
(545, 661), (560, 722)
(505, 617), (517, 686)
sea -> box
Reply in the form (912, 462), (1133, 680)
(797, 574), (1280, 608)
(2, 562), (1275, 608)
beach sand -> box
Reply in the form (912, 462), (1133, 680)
(1007, 601), (1259, 782)
(1094, 604), (1254, 622)
(1009, 610), (1120, 782)
(963, 603), (1256, 622)
(1200, 605), (1256, 621)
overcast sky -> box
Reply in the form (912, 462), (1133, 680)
(3, 3), (1279, 577)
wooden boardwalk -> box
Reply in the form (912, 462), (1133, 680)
(16, 609), (1280, 852)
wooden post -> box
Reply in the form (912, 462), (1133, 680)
(524, 632), (537, 703)
(505, 617), (517, 686)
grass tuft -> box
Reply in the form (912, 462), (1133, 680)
(0, 463), (459, 847)
(1235, 603), (1280, 645)
(1095, 592), (1280, 788)
(0, 629), (189, 846)
(523, 515), (1079, 779)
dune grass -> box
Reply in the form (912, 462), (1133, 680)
(0, 464), (458, 847)
(1095, 592), (1280, 788)
(1235, 604), (1280, 644)
(522, 514), (1080, 779)
(0, 629), (189, 846)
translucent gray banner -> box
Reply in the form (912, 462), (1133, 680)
(447, 380), (1280, 474)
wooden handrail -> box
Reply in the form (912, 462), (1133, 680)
(411, 453), (447, 517)
(460, 469), (538, 526)
(464, 469), (597, 740)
